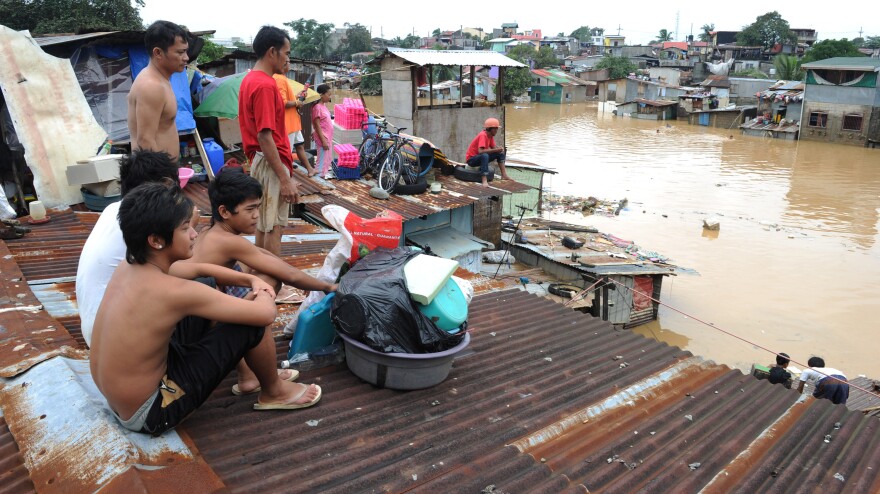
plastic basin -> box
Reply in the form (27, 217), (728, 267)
(338, 332), (470, 390)
(179, 167), (194, 188)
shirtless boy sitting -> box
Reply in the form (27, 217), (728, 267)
(187, 167), (336, 394)
(90, 183), (321, 436)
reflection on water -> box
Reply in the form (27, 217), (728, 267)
(355, 92), (880, 377)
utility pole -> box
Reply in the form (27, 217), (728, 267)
(675, 11), (680, 42)
(617, 24), (622, 36)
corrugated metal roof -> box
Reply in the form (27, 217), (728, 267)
(302, 172), (532, 222)
(621, 98), (679, 107)
(532, 69), (595, 87)
(4, 208), (880, 491)
(801, 57), (880, 71)
(376, 47), (526, 68)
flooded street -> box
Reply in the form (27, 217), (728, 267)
(359, 94), (880, 378)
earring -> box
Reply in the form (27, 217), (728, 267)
(157, 245), (163, 250)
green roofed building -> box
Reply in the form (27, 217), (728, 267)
(800, 57), (880, 147)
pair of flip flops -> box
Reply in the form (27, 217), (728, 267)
(230, 368), (300, 395)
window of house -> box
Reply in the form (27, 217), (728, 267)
(842, 113), (863, 131)
(809, 111), (827, 128)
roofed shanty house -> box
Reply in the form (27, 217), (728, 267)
(800, 57), (880, 147)
(616, 98), (678, 120)
(369, 47), (525, 162)
(530, 69), (597, 103)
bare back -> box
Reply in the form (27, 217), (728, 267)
(127, 65), (180, 161)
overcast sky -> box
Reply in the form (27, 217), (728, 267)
(140, 0), (879, 47)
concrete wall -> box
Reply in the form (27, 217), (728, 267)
(729, 78), (775, 106)
(414, 106), (504, 163)
(381, 57), (415, 132)
(648, 67), (681, 86)
(800, 101), (877, 145)
(805, 84), (877, 106)
(473, 196), (503, 249)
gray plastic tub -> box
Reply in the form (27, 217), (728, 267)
(338, 332), (470, 390)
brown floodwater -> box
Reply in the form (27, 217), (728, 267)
(356, 93), (880, 378)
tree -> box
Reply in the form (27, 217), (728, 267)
(653, 29), (674, 43)
(737, 11), (796, 50)
(432, 28), (441, 37)
(570, 26), (591, 42)
(0, 0), (144, 34)
(197, 35), (226, 65)
(732, 68), (769, 79)
(358, 64), (382, 95)
(699, 23), (715, 42)
(502, 66), (532, 101)
(345, 23), (373, 58)
(773, 54), (803, 81)
(852, 37), (865, 48)
(594, 55), (637, 79)
(285, 18), (335, 59)
(800, 38), (864, 64)
(865, 36), (880, 49)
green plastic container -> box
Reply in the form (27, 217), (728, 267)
(417, 277), (467, 331)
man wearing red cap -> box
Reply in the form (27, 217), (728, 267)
(465, 117), (510, 187)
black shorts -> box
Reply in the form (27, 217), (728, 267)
(139, 279), (265, 436)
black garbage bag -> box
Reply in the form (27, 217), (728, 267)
(331, 247), (465, 354)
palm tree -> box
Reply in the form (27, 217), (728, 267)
(699, 23), (714, 42)
(773, 54), (804, 81)
(654, 29), (673, 43)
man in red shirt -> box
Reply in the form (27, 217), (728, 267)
(465, 117), (511, 187)
(238, 25), (300, 256)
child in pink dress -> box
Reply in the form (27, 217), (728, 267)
(311, 84), (334, 178)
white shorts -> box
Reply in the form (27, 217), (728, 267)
(288, 131), (305, 148)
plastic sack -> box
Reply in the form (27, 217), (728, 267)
(331, 247), (465, 354)
(283, 205), (353, 336)
(451, 276), (474, 305)
(482, 250), (515, 264)
(344, 209), (403, 263)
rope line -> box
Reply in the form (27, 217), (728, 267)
(604, 278), (879, 401)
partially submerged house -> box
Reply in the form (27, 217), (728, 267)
(530, 69), (597, 103)
(616, 99), (678, 120)
(739, 80), (804, 140)
(800, 57), (880, 147)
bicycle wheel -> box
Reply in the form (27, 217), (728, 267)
(397, 141), (421, 185)
(358, 136), (379, 175)
(378, 150), (403, 193)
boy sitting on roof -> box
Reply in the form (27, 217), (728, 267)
(767, 352), (792, 388)
(90, 184), (321, 436)
(186, 167), (336, 395)
(797, 356), (849, 405)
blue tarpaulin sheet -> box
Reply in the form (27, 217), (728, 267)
(129, 46), (196, 133)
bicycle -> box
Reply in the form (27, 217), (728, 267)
(358, 119), (421, 193)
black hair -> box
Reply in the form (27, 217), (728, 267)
(208, 167), (263, 223)
(145, 20), (189, 54)
(776, 352), (790, 367)
(253, 25), (290, 59)
(120, 150), (180, 196)
(119, 183), (193, 265)
(807, 356), (825, 368)
(316, 83), (331, 95)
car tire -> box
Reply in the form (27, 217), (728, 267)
(453, 166), (494, 183)
(393, 177), (429, 195)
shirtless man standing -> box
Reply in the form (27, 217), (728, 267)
(127, 20), (189, 160)
(90, 184), (321, 436)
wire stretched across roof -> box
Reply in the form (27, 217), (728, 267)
(372, 47), (526, 68)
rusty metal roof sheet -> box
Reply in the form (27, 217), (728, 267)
(4, 213), (880, 491)
(177, 289), (880, 492)
(302, 173), (532, 222)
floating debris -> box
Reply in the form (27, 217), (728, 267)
(689, 462), (701, 471)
